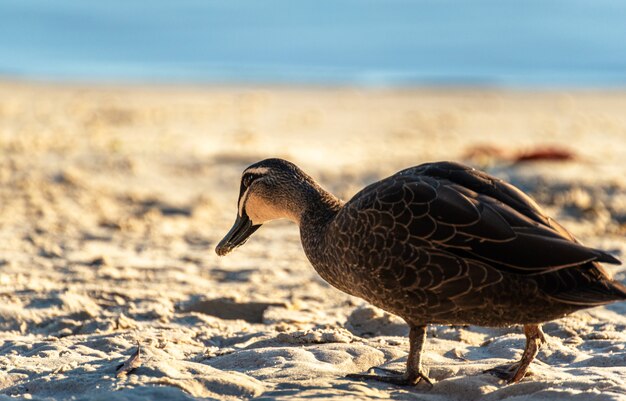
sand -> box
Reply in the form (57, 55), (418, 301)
(0, 81), (625, 400)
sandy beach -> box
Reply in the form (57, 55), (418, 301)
(0, 81), (625, 400)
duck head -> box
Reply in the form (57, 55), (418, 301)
(215, 158), (312, 256)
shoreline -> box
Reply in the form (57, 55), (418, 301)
(5, 77), (626, 94)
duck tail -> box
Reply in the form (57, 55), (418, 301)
(549, 264), (626, 306)
(590, 262), (626, 300)
(608, 280), (626, 301)
(550, 281), (626, 306)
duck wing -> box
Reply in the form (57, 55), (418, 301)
(343, 161), (620, 276)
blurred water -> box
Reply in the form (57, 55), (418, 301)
(1, 0), (626, 87)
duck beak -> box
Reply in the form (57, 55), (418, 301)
(215, 212), (261, 256)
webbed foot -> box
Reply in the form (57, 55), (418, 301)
(486, 324), (546, 384)
(484, 363), (529, 384)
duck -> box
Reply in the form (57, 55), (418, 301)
(215, 158), (625, 386)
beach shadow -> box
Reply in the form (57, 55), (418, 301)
(177, 296), (286, 323)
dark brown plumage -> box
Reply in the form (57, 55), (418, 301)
(216, 158), (626, 386)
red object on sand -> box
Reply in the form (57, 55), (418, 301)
(514, 147), (577, 163)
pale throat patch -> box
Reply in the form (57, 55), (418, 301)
(245, 192), (296, 224)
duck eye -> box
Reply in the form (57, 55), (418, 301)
(243, 174), (255, 187)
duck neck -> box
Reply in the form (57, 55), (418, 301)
(296, 183), (353, 295)
(297, 182), (343, 252)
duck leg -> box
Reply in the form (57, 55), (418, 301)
(486, 324), (546, 384)
(347, 325), (433, 387)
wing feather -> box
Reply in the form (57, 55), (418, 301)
(341, 161), (620, 277)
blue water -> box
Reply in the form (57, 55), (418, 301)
(1, 0), (626, 87)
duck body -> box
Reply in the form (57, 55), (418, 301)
(216, 158), (625, 385)
(299, 161), (625, 327)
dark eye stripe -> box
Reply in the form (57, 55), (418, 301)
(238, 173), (261, 199)
(243, 173), (261, 187)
